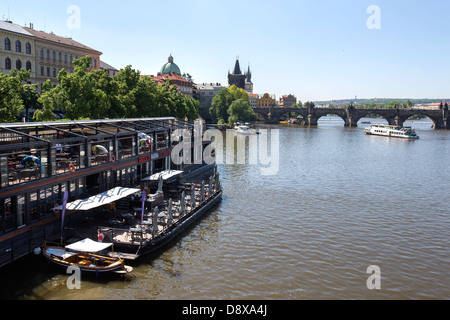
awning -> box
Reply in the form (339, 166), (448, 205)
(53, 186), (141, 211)
(142, 170), (183, 182)
(65, 238), (113, 253)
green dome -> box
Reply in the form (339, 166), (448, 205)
(160, 55), (181, 75)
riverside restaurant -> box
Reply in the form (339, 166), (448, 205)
(0, 117), (213, 268)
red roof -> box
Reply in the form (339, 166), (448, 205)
(24, 27), (101, 54)
(153, 73), (193, 87)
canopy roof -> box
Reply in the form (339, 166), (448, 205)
(142, 169), (183, 182)
(53, 186), (141, 211)
(66, 238), (112, 253)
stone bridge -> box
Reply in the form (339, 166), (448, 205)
(252, 105), (450, 129)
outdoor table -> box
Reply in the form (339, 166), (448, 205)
(130, 227), (143, 241)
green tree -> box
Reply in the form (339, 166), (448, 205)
(227, 99), (257, 126)
(210, 85), (249, 124)
(0, 73), (25, 123)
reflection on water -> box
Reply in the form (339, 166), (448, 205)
(1, 118), (449, 300)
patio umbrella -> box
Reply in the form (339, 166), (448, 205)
(190, 185), (196, 211)
(200, 180), (205, 202)
(152, 207), (159, 238)
(167, 198), (173, 226)
(157, 175), (163, 193)
(180, 191), (185, 217)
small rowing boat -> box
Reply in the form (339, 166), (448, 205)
(43, 238), (132, 276)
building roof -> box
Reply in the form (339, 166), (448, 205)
(100, 61), (119, 71)
(232, 58), (242, 75)
(160, 55), (181, 75)
(196, 83), (224, 90)
(153, 72), (192, 86)
(23, 27), (102, 54)
(0, 20), (34, 37)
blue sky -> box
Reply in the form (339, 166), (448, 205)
(2, 0), (450, 101)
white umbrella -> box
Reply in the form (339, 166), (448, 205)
(167, 198), (173, 226)
(180, 191), (185, 217)
(200, 180), (205, 202)
(152, 207), (159, 238)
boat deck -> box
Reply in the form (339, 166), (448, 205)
(62, 177), (221, 260)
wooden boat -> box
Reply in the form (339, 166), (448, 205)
(43, 238), (132, 275)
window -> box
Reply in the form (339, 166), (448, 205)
(53, 68), (57, 77)
(40, 66), (44, 76)
(46, 49), (50, 60)
(16, 59), (22, 69)
(5, 58), (11, 70)
(52, 51), (56, 61)
(40, 48), (44, 58)
(94, 59), (97, 68)
(15, 40), (21, 52)
(47, 67), (50, 77)
(64, 53), (67, 63)
(58, 52), (62, 62)
(4, 38), (11, 50)
(26, 61), (31, 71)
(26, 42), (31, 54)
(69, 54), (73, 63)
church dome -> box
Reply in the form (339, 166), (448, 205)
(160, 55), (181, 75)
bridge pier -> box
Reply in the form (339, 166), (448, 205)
(305, 115), (318, 126)
(344, 117), (359, 127)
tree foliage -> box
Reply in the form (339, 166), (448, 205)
(1, 56), (199, 123)
(210, 85), (249, 124)
(0, 71), (26, 122)
(227, 99), (257, 126)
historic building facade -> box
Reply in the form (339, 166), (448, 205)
(248, 93), (258, 108)
(152, 55), (194, 98)
(100, 60), (119, 77)
(0, 21), (36, 83)
(257, 93), (277, 108)
(24, 25), (102, 89)
(197, 82), (226, 122)
(279, 94), (297, 108)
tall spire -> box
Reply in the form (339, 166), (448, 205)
(245, 63), (252, 84)
(232, 58), (242, 75)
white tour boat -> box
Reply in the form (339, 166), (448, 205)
(364, 124), (419, 139)
(234, 123), (256, 135)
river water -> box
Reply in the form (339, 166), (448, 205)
(1, 117), (449, 300)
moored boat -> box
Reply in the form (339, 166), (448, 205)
(43, 238), (132, 275)
(234, 123), (256, 135)
(364, 124), (419, 139)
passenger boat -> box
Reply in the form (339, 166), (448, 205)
(43, 238), (132, 275)
(234, 123), (256, 135)
(364, 124), (419, 139)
